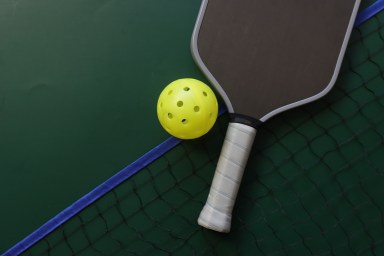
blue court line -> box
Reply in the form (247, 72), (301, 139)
(355, 0), (384, 26)
(3, 137), (181, 256)
(3, 2), (384, 255)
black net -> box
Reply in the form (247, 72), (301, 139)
(20, 5), (384, 256)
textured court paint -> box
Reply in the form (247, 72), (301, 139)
(0, 0), (204, 252)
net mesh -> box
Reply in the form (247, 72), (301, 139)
(19, 5), (384, 256)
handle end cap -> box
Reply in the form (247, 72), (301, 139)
(198, 204), (231, 233)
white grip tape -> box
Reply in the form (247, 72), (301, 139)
(198, 122), (256, 232)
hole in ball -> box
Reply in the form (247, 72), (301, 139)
(184, 87), (190, 91)
(168, 113), (173, 119)
(194, 106), (200, 112)
(177, 101), (183, 107)
(182, 119), (188, 124)
(203, 91), (207, 97)
(168, 90), (173, 95)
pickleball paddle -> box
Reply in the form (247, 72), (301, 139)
(191, 0), (361, 232)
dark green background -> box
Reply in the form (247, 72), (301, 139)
(0, 0), (204, 252)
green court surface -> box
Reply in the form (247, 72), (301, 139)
(2, 0), (384, 255)
(0, 0), (204, 252)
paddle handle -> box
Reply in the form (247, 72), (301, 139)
(198, 122), (256, 232)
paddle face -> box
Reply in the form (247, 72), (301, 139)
(192, 0), (361, 123)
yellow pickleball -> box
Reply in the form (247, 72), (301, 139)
(157, 78), (218, 139)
